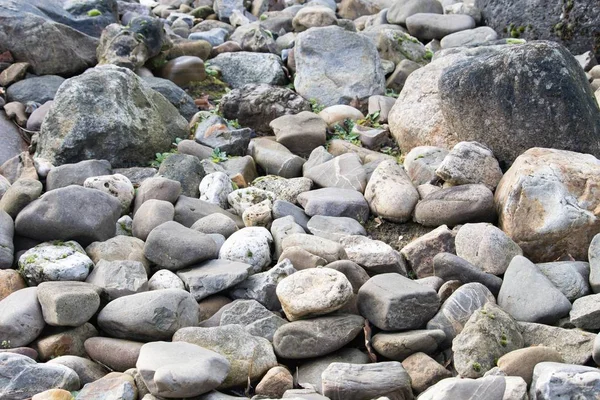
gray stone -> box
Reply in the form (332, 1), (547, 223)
(0, 353), (79, 400)
(530, 362), (600, 400)
(133, 177), (181, 215)
(132, 199), (175, 241)
(143, 221), (218, 271)
(37, 281), (100, 327)
(194, 116), (251, 157)
(292, 5), (337, 32)
(455, 223), (522, 276)
(249, 138), (306, 179)
(387, 0), (442, 25)
(36, 65), (188, 168)
(220, 299), (288, 341)
(85, 260), (148, 301)
(590, 233), (600, 293)
(177, 259), (254, 301)
(0, 210), (14, 268)
(75, 372), (137, 400)
(400, 225), (456, 278)
(303, 146), (334, 175)
(325, 260), (370, 293)
(192, 213), (239, 238)
(406, 13), (475, 40)
(340, 235), (407, 275)
(297, 188), (370, 222)
(307, 215), (366, 242)
(498, 256), (572, 324)
(83, 173), (135, 215)
(228, 187), (276, 216)
(294, 26), (385, 107)
(0, 179), (43, 219)
(209, 52), (286, 88)
(0, 287), (45, 347)
(158, 154), (205, 198)
(0, 114), (28, 167)
(174, 195), (243, 229)
(15, 185), (121, 246)
(84, 337), (144, 372)
(199, 172), (234, 210)
(358, 273), (440, 331)
(219, 227), (272, 272)
(496, 346), (564, 386)
(271, 112), (327, 158)
(427, 282), (496, 348)
(137, 341), (230, 398)
(402, 352), (452, 395)
(593, 333), (600, 365)
(47, 355), (108, 386)
(444, 2), (482, 24)
(273, 314), (364, 359)
(143, 76), (198, 121)
(271, 216), (305, 258)
(148, 269), (185, 291)
(453, 303), (524, 378)
(173, 324), (278, 388)
(46, 159), (112, 191)
(6, 75), (64, 104)
(433, 253), (503, 295)
(440, 26), (498, 49)
(297, 348), (369, 392)
(189, 28), (229, 47)
(305, 153), (367, 193)
(252, 176), (313, 205)
(229, 258), (296, 310)
(273, 200), (310, 231)
(418, 376), (506, 400)
(536, 261), (590, 302)
(85, 236), (149, 271)
(281, 233), (346, 264)
(97, 289), (198, 341)
(372, 329), (446, 361)
(569, 294), (600, 330)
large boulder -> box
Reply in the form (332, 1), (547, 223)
(495, 148), (600, 262)
(294, 26), (385, 107)
(388, 41), (600, 167)
(475, 0), (600, 57)
(0, 0), (116, 76)
(36, 65), (189, 168)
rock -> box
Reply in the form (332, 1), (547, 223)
(270, 112), (327, 157)
(6, 75), (64, 105)
(209, 52), (286, 88)
(364, 159), (419, 223)
(432, 253), (503, 295)
(0, 353), (79, 400)
(83, 173), (135, 215)
(372, 329), (445, 361)
(143, 77), (199, 121)
(440, 26), (498, 49)
(358, 273), (440, 331)
(148, 269), (185, 291)
(159, 56), (206, 88)
(294, 26), (385, 107)
(36, 282), (100, 327)
(214, 0), (245, 21)
(418, 376), (506, 400)
(415, 184), (495, 227)
(173, 324), (278, 388)
(304, 153), (366, 193)
(0, 212), (13, 269)
(219, 227), (272, 272)
(537, 261), (590, 302)
(97, 289), (198, 341)
(85, 260), (148, 301)
(0, 287), (44, 347)
(0, 179), (43, 219)
(518, 322), (595, 365)
(405, 13), (475, 40)
(427, 283), (496, 348)
(402, 352), (452, 394)
(248, 138), (306, 179)
(220, 299), (287, 341)
(400, 225), (456, 278)
(36, 65), (188, 168)
(144, 221), (218, 271)
(229, 258), (296, 310)
(0, 62), (28, 87)
(26, 102), (53, 132)
(292, 6), (337, 32)
(455, 223), (522, 276)
(0, 270), (25, 301)
(199, 173), (234, 210)
(174, 196), (243, 229)
(84, 337), (144, 372)
(496, 346), (564, 386)
(194, 116), (251, 157)
(530, 362), (600, 399)
(589, 234), (600, 293)
(435, 142), (502, 190)
(132, 200), (175, 241)
(133, 177), (181, 214)
(220, 84), (310, 135)
(18, 241), (94, 286)
(387, 0), (442, 25)
(137, 341), (230, 398)
(296, 348), (369, 392)
(271, 216), (305, 258)
(46, 159), (112, 191)
(453, 303), (524, 378)
(256, 366), (294, 398)
(157, 153), (206, 198)
(273, 314), (364, 359)
(340, 236), (406, 275)
(496, 148), (600, 262)
(189, 29), (229, 47)
(389, 42), (600, 167)
(281, 233), (346, 264)
(192, 213), (239, 238)
(370, 28), (431, 67)
(228, 187), (276, 216)
(307, 216), (366, 242)
(76, 372), (137, 400)
(32, 389), (74, 400)
(0, 114), (28, 167)
(569, 294), (600, 330)
(277, 268), (353, 321)
(177, 259), (253, 301)
(0, 152), (37, 185)
(273, 200), (310, 230)
(47, 356), (107, 386)
(33, 322), (97, 361)
(321, 362), (412, 400)
(85, 236), (149, 271)
(253, 176), (313, 205)
(297, 188), (370, 222)
(498, 256), (572, 324)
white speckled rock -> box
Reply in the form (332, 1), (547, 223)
(84, 173), (135, 215)
(228, 187), (276, 216)
(200, 172), (234, 209)
(148, 270), (185, 291)
(219, 227), (273, 273)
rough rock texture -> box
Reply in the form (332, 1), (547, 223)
(518, 322), (595, 365)
(36, 65), (188, 168)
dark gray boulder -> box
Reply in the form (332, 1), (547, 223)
(6, 75), (65, 104)
(144, 77), (198, 121)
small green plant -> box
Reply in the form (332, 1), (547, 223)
(1, 340), (10, 348)
(246, 250), (253, 257)
(260, 14), (267, 21)
(385, 88), (399, 98)
(150, 152), (172, 168)
(357, 111), (381, 128)
(309, 99), (325, 114)
(331, 118), (361, 146)
(499, 333), (508, 347)
(205, 66), (219, 77)
(210, 148), (228, 163)
(424, 48), (434, 61)
(226, 118), (241, 129)
(87, 9), (102, 17)
(380, 146), (403, 163)
(472, 362), (481, 373)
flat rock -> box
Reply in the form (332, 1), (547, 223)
(208, 52), (286, 88)
(432, 253), (503, 295)
(75, 372), (136, 400)
(36, 281), (101, 327)
(418, 376), (506, 400)
(307, 215), (366, 242)
(297, 188), (370, 223)
(84, 337), (144, 372)
(304, 153), (367, 193)
(177, 259), (254, 301)
(297, 348), (370, 393)
(85, 260), (148, 301)
(340, 235), (407, 275)
(220, 299), (288, 341)
(530, 362), (600, 399)
(372, 329), (446, 361)
(0, 287), (45, 347)
(569, 294), (600, 330)
(271, 111), (327, 158)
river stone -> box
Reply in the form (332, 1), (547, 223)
(84, 337), (144, 372)
(83, 173), (134, 215)
(6, 75), (64, 104)
(496, 346), (564, 386)
(321, 362), (412, 400)
(358, 273), (440, 331)
(174, 196), (243, 229)
(453, 303), (524, 378)
(498, 256), (571, 324)
(340, 235), (407, 275)
(270, 112), (327, 158)
(427, 282), (496, 348)
(47, 355), (108, 386)
(530, 362), (600, 400)
(306, 216), (366, 242)
(0, 287), (44, 347)
(133, 177), (181, 215)
(495, 148), (600, 262)
(219, 300), (287, 341)
(173, 324), (278, 388)
(276, 268), (353, 321)
(372, 329), (446, 361)
(143, 221), (218, 271)
(294, 26), (385, 107)
(157, 153), (206, 198)
(199, 172), (234, 210)
(402, 352), (452, 394)
(36, 65), (188, 168)
(406, 13), (475, 40)
(177, 259), (253, 301)
(137, 341), (230, 398)
(252, 176), (313, 205)
(228, 187), (276, 216)
(455, 223), (522, 276)
(432, 253), (503, 296)
(45, 159), (112, 192)
(569, 294), (600, 330)
(304, 153), (367, 193)
(364, 159), (418, 223)
(0, 353), (79, 400)
(536, 261), (590, 302)
(248, 138), (306, 179)
(387, 0), (442, 25)
(143, 77), (198, 121)
(0, 210), (14, 269)
(414, 184), (496, 227)
(85, 260), (148, 301)
(132, 200), (175, 241)
(18, 241), (94, 286)
(271, 216), (306, 258)
(208, 52), (286, 88)
(400, 225), (456, 278)
(97, 289), (198, 341)
(192, 213), (239, 238)
(297, 188), (370, 222)
(296, 348), (369, 392)
(273, 314), (364, 359)
(15, 185), (121, 246)
(0, 179), (43, 219)
(281, 233), (346, 264)
(440, 26), (498, 49)
(388, 42), (600, 167)
(32, 322), (97, 361)
(219, 227), (273, 272)
(75, 372), (136, 400)
(589, 233), (600, 293)
(85, 236), (149, 271)
(418, 376), (506, 400)
(148, 269), (185, 291)
(36, 281), (100, 327)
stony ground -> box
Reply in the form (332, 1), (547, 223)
(1, 0), (600, 399)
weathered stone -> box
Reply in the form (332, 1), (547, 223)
(418, 376), (506, 400)
(83, 174), (135, 215)
(45, 159), (112, 192)
(387, 0), (442, 25)
(37, 282), (100, 327)
(85, 260), (148, 301)
(76, 372), (137, 400)
(297, 188), (370, 222)
(177, 259), (253, 301)
(433, 253), (503, 295)
(537, 261), (590, 302)
(436, 142), (502, 190)
(270, 111), (327, 158)
(220, 299), (287, 341)
(496, 346), (564, 386)
(0, 179), (43, 219)
(281, 233), (346, 264)
(84, 337), (144, 372)
(256, 366), (294, 398)
(340, 236), (407, 275)
(0, 287), (44, 347)
(440, 26), (498, 49)
(297, 348), (370, 392)
(219, 227), (272, 272)
(402, 352), (452, 394)
(209, 52), (286, 88)
(33, 323), (98, 362)
(530, 362), (600, 399)
(132, 200), (175, 241)
(406, 13), (475, 41)
(372, 329), (445, 361)
(400, 225), (456, 278)
(85, 236), (149, 271)
(307, 216), (366, 242)
(133, 177), (181, 214)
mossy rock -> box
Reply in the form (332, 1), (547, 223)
(186, 75), (230, 100)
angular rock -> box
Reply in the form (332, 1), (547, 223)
(530, 362), (600, 400)
(76, 372), (137, 400)
(372, 329), (446, 361)
(177, 259), (253, 301)
(85, 236), (149, 270)
(569, 294), (600, 330)
(537, 261), (590, 302)
(220, 299), (288, 341)
(209, 52), (286, 88)
(144, 77), (199, 121)
(0, 210), (14, 269)
(402, 352), (452, 394)
(85, 260), (148, 301)
(37, 282), (100, 327)
(157, 153), (205, 198)
(305, 153), (367, 193)
(297, 188), (370, 222)
(436, 141), (503, 190)
(340, 235), (407, 275)
(518, 322), (595, 365)
(33, 322), (97, 361)
(256, 366), (294, 398)
(400, 225), (456, 278)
